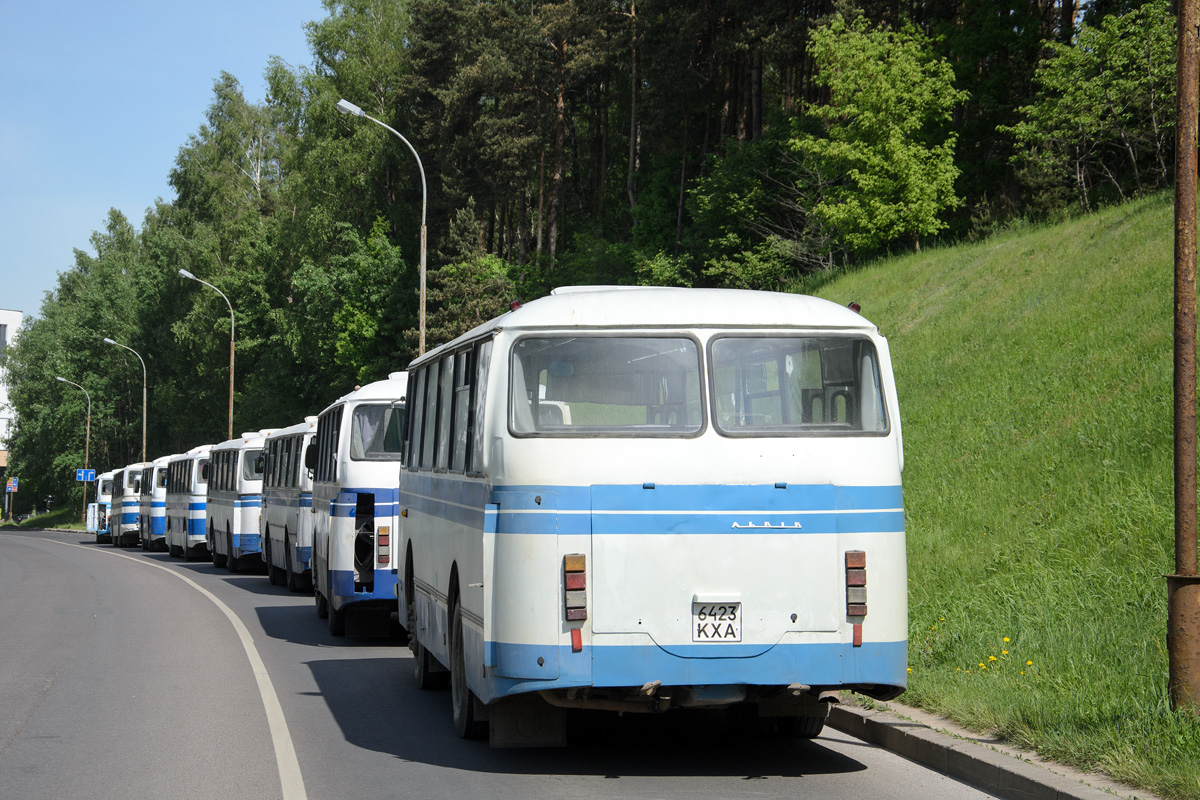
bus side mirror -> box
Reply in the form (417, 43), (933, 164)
(132, 480), (141, 494)
(255, 455), (265, 474)
(305, 446), (316, 471)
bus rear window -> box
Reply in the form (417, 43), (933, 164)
(242, 449), (265, 481)
(351, 404), (406, 460)
(710, 335), (887, 436)
(511, 336), (704, 436)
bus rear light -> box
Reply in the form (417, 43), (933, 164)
(377, 526), (390, 565)
(846, 550), (867, 620)
(564, 554), (587, 621)
(571, 628), (583, 652)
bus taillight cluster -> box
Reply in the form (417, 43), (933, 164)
(564, 554), (587, 621)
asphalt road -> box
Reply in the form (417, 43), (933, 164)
(0, 530), (997, 800)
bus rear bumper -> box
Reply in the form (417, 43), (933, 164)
(482, 638), (907, 705)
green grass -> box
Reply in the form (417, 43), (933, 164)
(0, 506), (87, 530)
(810, 191), (1200, 799)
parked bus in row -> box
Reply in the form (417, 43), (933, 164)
(208, 431), (271, 572)
(110, 461), (151, 548)
(166, 444), (211, 561)
(138, 455), (172, 551)
(398, 287), (907, 745)
(93, 470), (115, 543)
(261, 418), (317, 592)
(309, 373), (407, 636)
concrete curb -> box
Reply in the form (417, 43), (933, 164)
(827, 703), (1162, 800)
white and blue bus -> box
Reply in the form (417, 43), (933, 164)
(111, 461), (151, 548)
(138, 455), (172, 551)
(93, 470), (115, 543)
(309, 373), (407, 635)
(208, 431), (271, 572)
(398, 287), (907, 745)
(261, 417), (317, 592)
(166, 445), (211, 561)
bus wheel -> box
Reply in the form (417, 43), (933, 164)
(328, 600), (346, 636)
(282, 537), (298, 594)
(451, 602), (487, 739)
(265, 534), (278, 586)
(227, 531), (239, 573)
(776, 708), (829, 739)
(315, 589), (328, 619)
(413, 637), (447, 690)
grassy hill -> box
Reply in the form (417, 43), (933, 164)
(811, 191), (1200, 798)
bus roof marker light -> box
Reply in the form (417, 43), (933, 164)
(848, 301), (862, 313)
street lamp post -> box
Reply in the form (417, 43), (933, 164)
(179, 269), (234, 439)
(103, 337), (146, 462)
(336, 98), (428, 355)
(56, 376), (91, 525)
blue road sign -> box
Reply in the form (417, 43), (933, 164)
(6, 477), (16, 492)
(76, 469), (96, 482)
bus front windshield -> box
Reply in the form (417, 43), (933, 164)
(511, 336), (704, 435)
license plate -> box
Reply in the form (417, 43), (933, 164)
(692, 602), (742, 642)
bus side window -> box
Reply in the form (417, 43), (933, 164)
(435, 354), (455, 471)
(406, 369), (427, 469)
(469, 339), (492, 475)
(421, 361), (440, 471)
(450, 349), (472, 472)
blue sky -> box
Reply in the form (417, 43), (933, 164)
(0, 0), (329, 320)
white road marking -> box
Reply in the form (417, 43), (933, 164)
(50, 539), (308, 800)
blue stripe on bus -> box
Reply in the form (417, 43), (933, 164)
(402, 481), (904, 535)
(188, 502), (206, 512)
(329, 487), (400, 518)
(480, 639), (906, 701)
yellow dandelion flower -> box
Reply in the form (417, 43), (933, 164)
(988, 655), (997, 662)
(1020, 671), (1025, 675)
(1026, 660), (1033, 666)
(1003, 637), (1010, 643)
(1002, 650), (1009, 655)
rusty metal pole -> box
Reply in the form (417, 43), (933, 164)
(1169, 0), (1200, 714)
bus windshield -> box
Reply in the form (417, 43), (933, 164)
(710, 335), (888, 435)
(511, 336), (703, 435)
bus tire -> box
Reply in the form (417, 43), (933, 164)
(776, 712), (827, 739)
(413, 638), (447, 690)
(451, 602), (487, 739)
(328, 600), (346, 636)
(315, 589), (328, 619)
(285, 534), (300, 593)
(227, 531), (239, 573)
(265, 533), (279, 585)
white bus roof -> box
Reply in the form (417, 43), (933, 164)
(265, 417), (318, 440)
(211, 430), (275, 452)
(413, 287), (877, 367)
(152, 454), (175, 466)
(320, 371), (409, 414)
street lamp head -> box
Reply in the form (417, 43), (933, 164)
(178, 268), (196, 280)
(337, 99), (365, 117)
(56, 376), (67, 383)
(102, 337), (117, 346)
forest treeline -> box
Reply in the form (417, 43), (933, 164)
(1, 0), (1179, 509)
